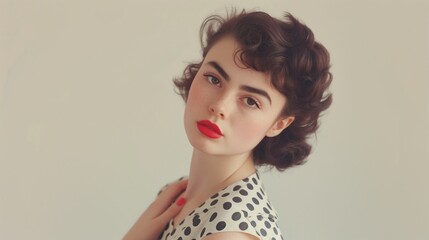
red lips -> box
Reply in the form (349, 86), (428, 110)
(197, 120), (223, 139)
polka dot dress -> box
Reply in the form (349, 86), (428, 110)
(158, 172), (284, 240)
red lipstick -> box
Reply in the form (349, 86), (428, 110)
(197, 120), (223, 139)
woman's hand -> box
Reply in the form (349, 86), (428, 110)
(123, 178), (188, 240)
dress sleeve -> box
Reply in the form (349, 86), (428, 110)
(199, 208), (260, 239)
(200, 208), (282, 240)
(245, 213), (282, 239)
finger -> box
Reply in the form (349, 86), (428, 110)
(157, 178), (188, 204)
(148, 196), (186, 240)
(155, 195), (186, 225)
(149, 178), (188, 216)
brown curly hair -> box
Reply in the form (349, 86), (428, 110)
(174, 10), (332, 171)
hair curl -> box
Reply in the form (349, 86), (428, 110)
(174, 10), (332, 171)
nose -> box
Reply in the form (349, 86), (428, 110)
(209, 106), (225, 119)
(209, 97), (229, 119)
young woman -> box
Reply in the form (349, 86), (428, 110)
(124, 9), (332, 240)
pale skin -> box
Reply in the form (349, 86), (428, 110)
(123, 36), (294, 240)
(122, 179), (187, 240)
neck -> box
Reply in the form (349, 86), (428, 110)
(183, 149), (256, 205)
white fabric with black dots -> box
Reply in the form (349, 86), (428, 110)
(158, 172), (284, 240)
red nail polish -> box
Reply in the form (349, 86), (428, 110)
(176, 197), (186, 206)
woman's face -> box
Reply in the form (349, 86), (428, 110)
(184, 36), (294, 158)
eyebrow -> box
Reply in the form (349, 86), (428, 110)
(240, 85), (272, 105)
(208, 61), (230, 81)
(207, 61), (272, 105)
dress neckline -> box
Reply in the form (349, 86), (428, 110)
(170, 171), (259, 230)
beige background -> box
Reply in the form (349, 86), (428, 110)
(1, 0), (428, 239)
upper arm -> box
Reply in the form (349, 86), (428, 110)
(202, 232), (259, 240)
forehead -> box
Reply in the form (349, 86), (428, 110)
(204, 36), (243, 67)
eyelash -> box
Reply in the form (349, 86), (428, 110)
(204, 74), (261, 109)
(243, 97), (261, 109)
(205, 74), (221, 87)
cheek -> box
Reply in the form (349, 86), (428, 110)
(187, 79), (210, 104)
(184, 80), (211, 121)
(233, 119), (270, 142)
(185, 83), (201, 110)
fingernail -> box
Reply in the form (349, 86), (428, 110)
(176, 197), (186, 206)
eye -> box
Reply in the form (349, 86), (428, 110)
(243, 97), (261, 109)
(206, 75), (221, 87)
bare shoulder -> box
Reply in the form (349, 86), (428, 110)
(202, 232), (259, 240)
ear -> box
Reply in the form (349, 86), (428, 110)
(265, 116), (295, 137)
